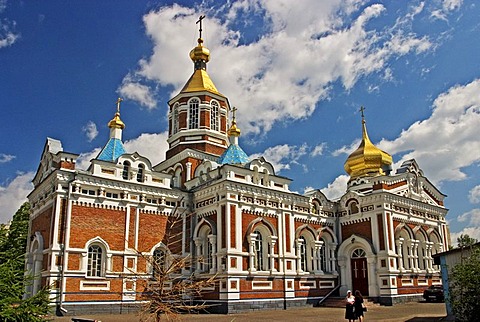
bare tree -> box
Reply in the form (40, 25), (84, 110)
(137, 203), (218, 322)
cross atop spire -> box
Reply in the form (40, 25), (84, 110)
(116, 97), (123, 114)
(196, 15), (205, 39)
(359, 106), (365, 119)
(232, 106), (237, 121)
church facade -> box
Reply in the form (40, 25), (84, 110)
(25, 27), (449, 315)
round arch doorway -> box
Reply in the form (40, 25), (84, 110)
(351, 248), (369, 296)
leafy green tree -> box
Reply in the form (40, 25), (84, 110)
(456, 234), (477, 248)
(449, 246), (480, 322)
(0, 202), (51, 321)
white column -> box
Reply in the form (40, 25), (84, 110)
(426, 242), (434, 272)
(194, 238), (202, 273)
(247, 233), (256, 272)
(396, 238), (405, 272)
(209, 235), (217, 273)
(412, 240), (419, 272)
(268, 236), (278, 272)
(295, 238), (303, 274)
(338, 256), (348, 295)
(407, 241), (415, 272)
(367, 256), (378, 297)
(314, 240), (324, 274)
(186, 162), (192, 181)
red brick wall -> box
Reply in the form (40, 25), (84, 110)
(67, 253), (80, 271)
(341, 221), (372, 243)
(377, 213), (385, 251)
(230, 205), (236, 248)
(64, 278), (123, 302)
(70, 205), (126, 251)
(128, 207), (136, 249)
(137, 213), (168, 253)
(31, 206), (53, 250)
(221, 205), (226, 249)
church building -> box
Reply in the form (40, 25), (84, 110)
(25, 22), (450, 315)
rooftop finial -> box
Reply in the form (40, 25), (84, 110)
(116, 97), (123, 114)
(196, 15), (205, 39)
(359, 106), (366, 123)
(232, 106), (237, 122)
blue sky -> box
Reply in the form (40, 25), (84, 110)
(1, 0), (479, 243)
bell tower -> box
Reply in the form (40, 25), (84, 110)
(165, 15), (230, 161)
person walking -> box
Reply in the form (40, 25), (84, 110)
(345, 290), (356, 322)
(354, 290), (365, 322)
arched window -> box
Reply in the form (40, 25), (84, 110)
(137, 164), (144, 182)
(299, 236), (307, 271)
(122, 161), (130, 180)
(254, 230), (265, 270)
(416, 231), (427, 271)
(189, 98), (199, 129)
(312, 200), (321, 214)
(319, 230), (337, 274)
(248, 225), (276, 272)
(210, 101), (219, 131)
(395, 229), (413, 272)
(172, 103), (179, 134)
(153, 248), (166, 278)
(349, 201), (359, 214)
(195, 225), (214, 273)
(87, 244), (105, 277)
(174, 167), (182, 188)
(352, 248), (366, 258)
(320, 238), (327, 272)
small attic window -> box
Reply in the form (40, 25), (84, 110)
(137, 164), (144, 182)
(122, 161), (130, 180)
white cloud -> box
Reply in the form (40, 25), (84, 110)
(250, 143), (308, 172)
(457, 208), (480, 225)
(118, 75), (157, 110)
(311, 143), (327, 157)
(332, 138), (360, 157)
(320, 174), (349, 200)
(378, 79), (480, 185)
(469, 185), (480, 204)
(431, 0), (463, 21)
(451, 207), (480, 245)
(0, 2), (20, 49)
(121, 1), (435, 135)
(0, 153), (15, 163)
(124, 132), (169, 166)
(82, 121), (98, 142)
(0, 172), (34, 224)
(443, 0), (463, 11)
(76, 148), (101, 170)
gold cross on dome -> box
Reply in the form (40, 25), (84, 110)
(116, 97), (123, 114)
(232, 106), (237, 120)
(196, 15), (206, 38)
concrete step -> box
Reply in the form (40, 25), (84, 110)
(320, 297), (378, 308)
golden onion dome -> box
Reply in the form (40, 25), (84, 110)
(189, 38), (210, 63)
(344, 117), (392, 179)
(108, 98), (125, 129)
(180, 36), (222, 95)
(228, 120), (241, 137)
(108, 112), (125, 129)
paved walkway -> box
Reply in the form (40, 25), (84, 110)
(51, 302), (449, 322)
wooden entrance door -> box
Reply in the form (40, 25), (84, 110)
(351, 249), (369, 295)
